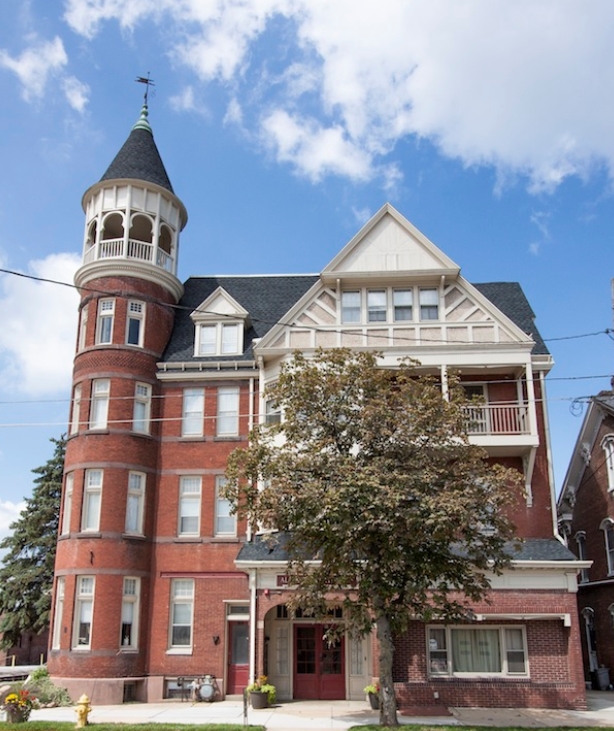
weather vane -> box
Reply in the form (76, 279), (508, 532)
(135, 73), (155, 105)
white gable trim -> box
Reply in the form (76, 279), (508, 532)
(190, 286), (249, 323)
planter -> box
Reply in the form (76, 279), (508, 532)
(249, 690), (269, 709)
(5, 707), (25, 723)
(368, 692), (380, 710)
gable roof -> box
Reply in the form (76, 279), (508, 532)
(161, 275), (549, 364)
(99, 105), (174, 193)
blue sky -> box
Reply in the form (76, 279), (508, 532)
(0, 0), (613, 541)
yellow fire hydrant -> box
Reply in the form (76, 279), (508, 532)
(74, 693), (92, 727)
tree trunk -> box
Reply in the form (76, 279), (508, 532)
(376, 614), (399, 726)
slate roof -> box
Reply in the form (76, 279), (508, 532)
(100, 108), (174, 193)
(236, 534), (577, 563)
(161, 277), (549, 363)
(474, 282), (549, 355)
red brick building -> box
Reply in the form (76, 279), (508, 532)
(558, 392), (614, 690)
(48, 105), (587, 709)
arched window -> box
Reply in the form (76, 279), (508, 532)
(86, 220), (97, 248)
(129, 214), (153, 243)
(600, 518), (614, 575)
(101, 213), (124, 241)
(602, 435), (614, 492)
(575, 531), (589, 583)
(159, 224), (173, 254)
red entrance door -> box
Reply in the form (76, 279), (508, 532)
(227, 622), (249, 693)
(293, 625), (345, 699)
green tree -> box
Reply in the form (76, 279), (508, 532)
(225, 350), (521, 727)
(0, 436), (66, 649)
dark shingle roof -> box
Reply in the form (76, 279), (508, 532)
(236, 534), (577, 563)
(474, 282), (549, 355)
(100, 108), (174, 193)
(162, 275), (319, 362)
(161, 277), (548, 364)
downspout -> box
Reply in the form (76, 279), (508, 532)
(247, 375), (256, 542)
(249, 568), (257, 682)
(540, 368), (561, 540)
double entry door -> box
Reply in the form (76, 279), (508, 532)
(293, 624), (345, 699)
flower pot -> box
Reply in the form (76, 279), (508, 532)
(368, 692), (380, 710)
(5, 707), (25, 723)
(250, 690), (269, 709)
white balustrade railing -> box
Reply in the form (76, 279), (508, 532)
(463, 404), (529, 435)
(82, 238), (175, 273)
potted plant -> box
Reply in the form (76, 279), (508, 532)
(363, 683), (380, 710)
(246, 675), (276, 708)
(1, 689), (37, 722)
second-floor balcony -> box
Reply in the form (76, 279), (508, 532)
(462, 402), (536, 456)
(83, 238), (174, 273)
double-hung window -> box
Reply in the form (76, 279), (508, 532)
(341, 291), (361, 323)
(82, 469), (102, 532)
(603, 437), (614, 492)
(217, 387), (239, 436)
(575, 532), (589, 583)
(90, 379), (110, 429)
(73, 576), (95, 649)
(125, 472), (145, 535)
(120, 578), (140, 649)
(197, 323), (241, 355)
(51, 576), (65, 649)
(428, 626), (527, 676)
(133, 382), (152, 434)
(96, 299), (115, 344)
(367, 290), (387, 322)
(126, 301), (145, 346)
(61, 473), (73, 535)
(393, 289), (412, 321)
(78, 305), (88, 351)
(70, 384), (81, 435)
(419, 288), (439, 320)
(601, 520), (614, 575)
(169, 579), (194, 648)
(265, 398), (281, 425)
(178, 477), (201, 536)
(182, 388), (204, 437)
(215, 476), (236, 536)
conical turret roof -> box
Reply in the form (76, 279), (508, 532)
(99, 105), (174, 193)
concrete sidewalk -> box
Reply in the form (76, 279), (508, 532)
(26, 691), (614, 728)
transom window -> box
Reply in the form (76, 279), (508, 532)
(428, 626), (528, 677)
(90, 378), (110, 430)
(170, 579), (194, 648)
(82, 469), (102, 532)
(126, 301), (145, 347)
(96, 299), (115, 344)
(133, 382), (152, 434)
(121, 577), (140, 649)
(73, 576), (95, 649)
(196, 322), (242, 356)
(340, 287), (439, 324)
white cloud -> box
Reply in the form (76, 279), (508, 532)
(0, 36), (67, 101)
(61, 75), (90, 112)
(0, 253), (80, 396)
(62, 0), (614, 191)
(0, 499), (25, 552)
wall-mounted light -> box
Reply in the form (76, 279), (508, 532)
(212, 635), (220, 645)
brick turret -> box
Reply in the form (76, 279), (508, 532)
(48, 105), (187, 700)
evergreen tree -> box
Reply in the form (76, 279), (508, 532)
(0, 436), (65, 649)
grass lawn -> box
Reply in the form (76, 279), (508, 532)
(349, 727), (603, 731)
(0, 724), (265, 730)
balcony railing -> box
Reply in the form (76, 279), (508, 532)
(83, 238), (174, 273)
(463, 404), (529, 435)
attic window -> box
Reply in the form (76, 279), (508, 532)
(196, 322), (242, 356)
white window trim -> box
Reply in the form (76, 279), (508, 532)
(340, 285), (441, 325)
(70, 384), (82, 435)
(81, 469), (102, 532)
(78, 305), (88, 351)
(90, 378), (110, 430)
(120, 577), (140, 650)
(72, 576), (95, 650)
(427, 625), (529, 678)
(96, 298), (115, 344)
(217, 386), (240, 436)
(600, 519), (614, 576)
(195, 321), (243, 356)
(51, 577), (65, 649)
(182, 388), (204, 437)
(133, 382), (152, 434)
(169, 578), (194, 650)
(178, 476), (202, 536)
(602, 435), (614, 492)
(575, 531), (589, 583)
(215, 476), (236, 537)
(126, 300), (145, 347)
(61, 473), (73, 535)
(125, 471), (145, 535)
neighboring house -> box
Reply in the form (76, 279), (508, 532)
(558, 391), (614, 689)
(0, 629), (48, 666)
(47, 104), (587, 709)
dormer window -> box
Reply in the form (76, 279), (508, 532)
(190, 287), (249, 358)
(197, 322), (242, 356)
